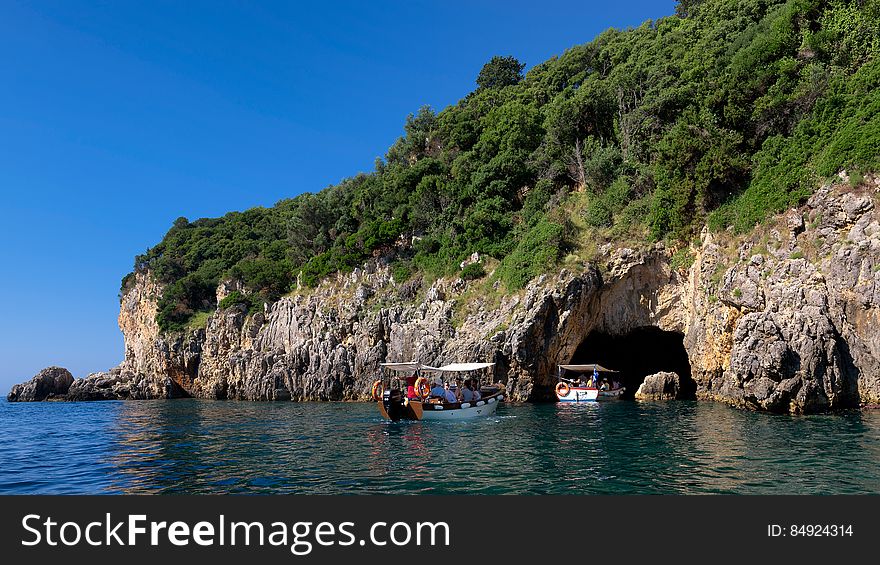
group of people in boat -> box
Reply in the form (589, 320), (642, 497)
(404, 374), (480, 404)
(574, 374), (623, 391)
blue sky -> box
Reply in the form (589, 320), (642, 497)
(0, 0), (675, 390)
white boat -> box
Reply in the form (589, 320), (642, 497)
(555, 364), (624, 402)
(417, 394), (503, 420)
(372, 362), (505, 421)
(556, 385), (599, 402)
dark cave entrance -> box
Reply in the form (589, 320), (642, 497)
(569, 327), (695, 399)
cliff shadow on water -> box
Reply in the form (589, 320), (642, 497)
(567, 327), (695, 400)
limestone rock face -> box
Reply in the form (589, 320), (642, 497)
(7, 366), (73, 401)
(690, 177), (880, 412)
(65, 367), (187, 401)
(115, 271), (202, 397)
(635, 372), (681, 400)
(14, 176), (880, 414)
(106, 251), (687, 404)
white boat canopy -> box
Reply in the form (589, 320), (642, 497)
(380, 362), (439, 372)
(380, 362), (495, 373)
(430, 362), (495, 373)
(559, 364), (618, 373)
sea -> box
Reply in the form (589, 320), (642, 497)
(2, 399), (880, 494)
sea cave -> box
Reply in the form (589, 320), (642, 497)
(568, 327), (695, 399)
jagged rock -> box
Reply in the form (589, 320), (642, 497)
(635, 372), (681, 400)
(694, 180), (878, 412)
(66, 371), (131, 401)
(720, 262), (765, 312)
(65, 367), (187, 401)
(426, 285), (445, 302)
(786, 209), (804, 236)
(354, 284), (373, 303)
(216, 278), (246, 305)
(7, 366), (74, 401)
(397, 278), (421, 300)
(459, 252), (480, 269)
(30, 176), (880, 414)
(606, 247), (642, 278)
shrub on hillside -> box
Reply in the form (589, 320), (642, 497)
(497, 219), (565, 289)
(460, 263), (486, 280)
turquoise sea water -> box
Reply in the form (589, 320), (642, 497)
(2, 399), (880, 494)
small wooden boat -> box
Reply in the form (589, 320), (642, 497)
(555, 364), (624, 402)
(372, 362), (505, 421)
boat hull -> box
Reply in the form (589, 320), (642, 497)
(556, 387), (625, 402)
(378, 392), (504, 421)
(420, 396), (501, 420)
(556, 387), (599, 402)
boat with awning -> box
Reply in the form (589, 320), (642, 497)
(372, 362), (505, 421)
(555, 364), (624, 402)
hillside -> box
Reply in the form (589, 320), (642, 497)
(123, 0), (880, 333)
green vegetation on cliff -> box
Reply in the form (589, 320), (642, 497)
(125, 0), (880, 332)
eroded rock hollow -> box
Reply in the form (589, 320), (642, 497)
(569, 328), (694, 400)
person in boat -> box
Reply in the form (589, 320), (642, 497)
(472, 384), (481, 402)
(612, 378), (621, 390)
(443, 382), (458, 404)
(405, 374), (419, 400)
(600, 378), (609, 391)
(429, 377), (445, 398)
(461, 379), (476, 402)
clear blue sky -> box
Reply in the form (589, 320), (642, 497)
(0, 0), (675, 390)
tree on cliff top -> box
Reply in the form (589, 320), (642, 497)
(476, 56), (525, 90)
(130, 0), (880, 332)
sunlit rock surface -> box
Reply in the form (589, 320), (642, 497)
(10, 176), (880, 413)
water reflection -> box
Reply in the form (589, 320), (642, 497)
(2, 399), (880, 494)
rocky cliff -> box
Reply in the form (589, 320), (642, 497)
(7, 367), (73, 402)
(10, 176), (880, 414)
(689, 175), (880, 412)
(105, 246), (687, 404)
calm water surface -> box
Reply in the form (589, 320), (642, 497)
(2, 399), (880, 494)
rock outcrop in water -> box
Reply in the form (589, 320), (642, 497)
(7, 366), (73, 402)
(65, 367), (188, 401)
(8, 176), (880, 414)
(635, 372), (682, 401)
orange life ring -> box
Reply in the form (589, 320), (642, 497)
(371, 380), (385, 401)
(555, 381), (571, 398)
(415, 377), (431, 399)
